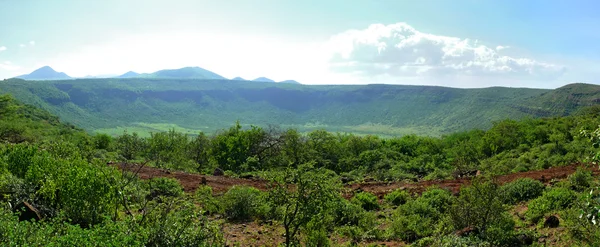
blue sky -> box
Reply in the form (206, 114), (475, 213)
(0, 0), (599, 88)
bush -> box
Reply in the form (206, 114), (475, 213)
(568, 168), (593, 192)
(500, 178), (546, 204)
(384, 189), (411, 206)
(526, 187), (576, 223)
(141, 199), (224, 247)
(195, 185), (220, 214)
(220, 186), (268, 222)
(390, 188), (453, 242)
(147, 177), (184, 200)
(450, 179), (514, 244)
(332, 199), (368, 227)
(352, 192), (380, 211)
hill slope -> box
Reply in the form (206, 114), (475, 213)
(0, 78), (598, 136)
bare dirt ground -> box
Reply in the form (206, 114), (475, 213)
(115, 163), (269, 194)
(116, 162), (599, 198)
(349, 162), (600, 198)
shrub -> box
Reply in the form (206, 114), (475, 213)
(147, 177), (184, 200)
(384, 189), (411, 206)
(332, 199), (367, 227)
(390, 188), (453, 242)
(352, 192), (380, 211)
(500, 178), (545, 204)
(526, 187), (576, 223)
(220, 186), (267, 222)
(141, 199), (224, 247)
(568, 168), (593, 192)
(195, 185), (220, 214)
(450, 179), (514, 244)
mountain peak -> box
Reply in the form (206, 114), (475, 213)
(279, 80), (301, 84)
(253, 77), (275, 83)
(117, 71), (140, 78)
(15, 66), (71, 80)
(147, 66), (225, 79)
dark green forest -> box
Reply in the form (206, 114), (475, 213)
(2, 78), (600, 137)
(2, 90), (600, 246)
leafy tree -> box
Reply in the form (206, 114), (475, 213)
(188, 132), (211, 171)
(267, 163), (341, 247)
(115, 131), (145, 161)
(450, 179), (515, 244)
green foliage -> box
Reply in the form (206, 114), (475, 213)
(146, 177), (184, 200)
(568, 168), (593, 192)
(195, 185), (220, 214)
(266, 164), (341, 247)
(115, 131), (145, 161)
(351, 192), (380, 211)
(140, 199), (224, 247)
(500, 178), (546, 204)
(390, 188), (453, 242)
(526, 187), (577, 223)
(93, 133), (112, 150)
(220, 185), (267, 222)
(450, 179), (515, 245)
(384, 189), (411, 206)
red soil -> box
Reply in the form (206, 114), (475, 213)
(115, 162), (599, 197)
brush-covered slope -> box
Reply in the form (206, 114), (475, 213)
(0, 77), (598, 136)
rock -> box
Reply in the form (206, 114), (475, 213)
(516, 233), (534, 245)
(544, 215), (560, 228)
(200, 177), (207, 185)
(213, 167), (225, 176)
(341, 177), (353, 184)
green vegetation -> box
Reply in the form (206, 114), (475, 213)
(2, 78), (600, 137)
(500, 178), (546, 204)
(2, 92), (600, 246)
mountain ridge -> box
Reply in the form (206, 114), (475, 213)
(0, 77), (598, 137)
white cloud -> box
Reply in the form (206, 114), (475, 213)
(326, 23), (566, 85)
(0, 61), (20, 71)
(19, 44), (25, 48)
(0, 46), (6, 52)
(496, 45), (509, 51)
(29, 41), (35, 46)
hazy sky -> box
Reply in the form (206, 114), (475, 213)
(1, 0), (599, 88)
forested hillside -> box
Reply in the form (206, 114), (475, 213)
(2, 78), (599, 136)
(2, 93), (600, 246)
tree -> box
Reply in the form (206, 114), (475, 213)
(267, 163), (341, 246)
(188, 132), (211, 171)
(115, 131), (145, 161)
(450, 178), (514, 244)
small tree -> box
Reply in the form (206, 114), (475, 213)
(267, 163), (341, 247)
(450, 178), (514, 243)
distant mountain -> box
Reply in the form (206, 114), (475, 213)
(144, 66), (225, 79)
(15, 66), (71, 80)
(279, 80), (301, 84)
(253, 77), (275, 83)
(232, 77), (245, 80)
(117, 71), (140, 78)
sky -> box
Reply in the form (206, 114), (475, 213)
(0, 0), (599, 88)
